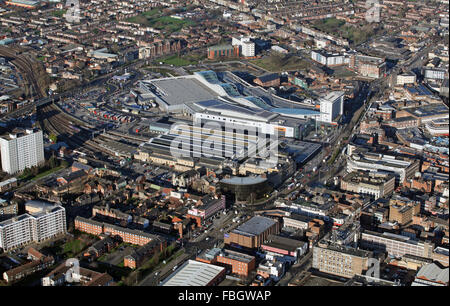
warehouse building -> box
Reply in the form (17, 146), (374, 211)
(160, 259), (226, 286)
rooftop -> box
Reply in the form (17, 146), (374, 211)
(218, 249), (255, 263)
(233, 216), (277, 237)
(262, 234), (307, 252)
(415, 263), (449, 285)
(221, 176), (267, 186)
(142, 77), (217, 106)
(161, 260), (225, 286)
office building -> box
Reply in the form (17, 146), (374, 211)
(312, 239), (373, 278)
(396, 72), (416, 86)
(349, 55), (386, 79)
(319, 91), (344, 123)
(187, 195), (226, 226)
(360, 230), (434, 259)
(220, 176), (272, 203)
(424, 68), (447, 81)
(346, 152), (420, 184)
(389, 197), (421, 226)
(311, 50), (347, 67)
(341, 171), (396, 199)
(0, 128), (44, 174)
(224, 216), (280, 249)
(232, 36), (255, 57)
(261, 235), (308, 260)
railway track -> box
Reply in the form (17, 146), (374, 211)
(0, 46), (47, 99)
(39, 103), (96, 150)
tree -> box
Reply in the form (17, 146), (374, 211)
(49, 133), (58, 143)
(49, 155), (59, 169)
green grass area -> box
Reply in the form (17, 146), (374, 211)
(313, 17), (346, 33)
(313, 17), (381, 45)
(142, 9), (161, 18)
(61, 239), (87, 258)
(251, 54), (310, 72)
(157, 53), (204, 67)
(18, 164), (65, 182)
(51, 10), (66, 18)
(97, 254), (108, 262)
(125, 9), (195, 32)
(331, 67), (357, 78)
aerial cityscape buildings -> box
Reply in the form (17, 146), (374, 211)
(0, 0), (448, 292)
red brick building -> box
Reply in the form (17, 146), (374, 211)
(216, 249), (256, 276)
(74, 216), (161, 246)
(196, 248), (256, 277)
(254, 73), (280, 87)
(224, 216), (280, 249)
(207, 45), (239, 60)
(124, 237), (167, 269)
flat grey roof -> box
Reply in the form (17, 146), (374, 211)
(149, 78), (217, 106)
(221, 176), (266, 185)
(262, 234), (307, 252)
(233, 216), (276, 236)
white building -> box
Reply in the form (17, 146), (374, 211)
(0, 202), (66, 251)
(242, 41), (255, 57)
(346, 153), (420, 183)
(311, 51), (347, 67)
(271, 45), (288, 54)
(424, 68), (447, 80)
(396, 72), (416, 86)
(232, 36), (255, 57)
(0, 128), (44, 174)
(319, 91), (344, 123)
